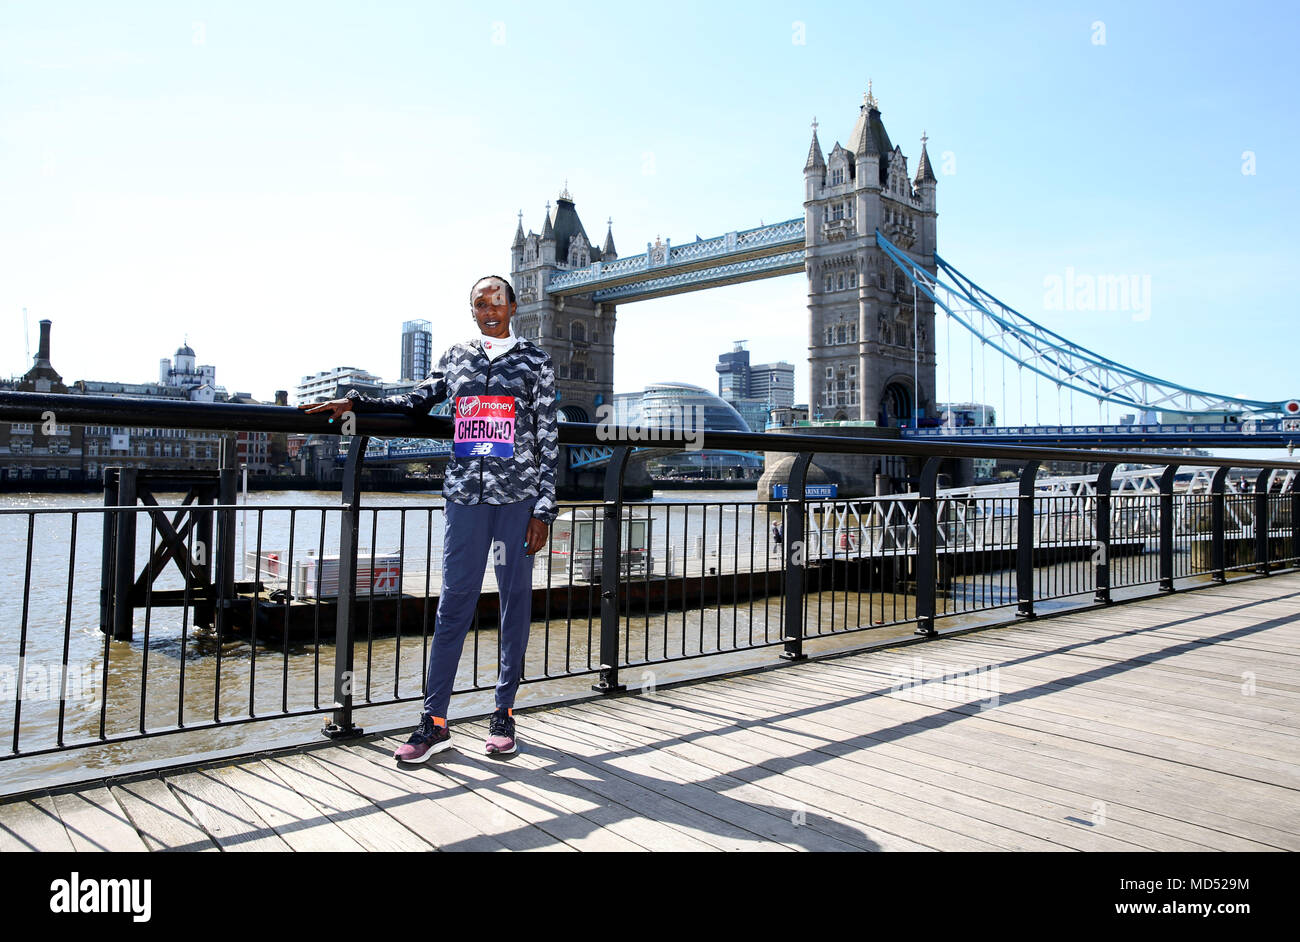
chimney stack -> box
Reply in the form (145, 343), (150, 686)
(36, 319), (52, 365)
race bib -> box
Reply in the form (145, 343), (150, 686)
(453, 395), (516, 457)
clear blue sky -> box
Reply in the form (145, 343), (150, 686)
(2, 1), (1296, 447)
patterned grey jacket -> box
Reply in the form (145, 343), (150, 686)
(346, 338), (559, 524)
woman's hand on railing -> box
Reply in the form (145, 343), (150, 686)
(298, 398), (354, 421)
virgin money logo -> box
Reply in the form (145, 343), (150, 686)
(457, 397), (480, 417)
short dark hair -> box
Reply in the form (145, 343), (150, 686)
(470, 275), (516, 306)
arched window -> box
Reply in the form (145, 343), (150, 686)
(571, 321), (585, 343)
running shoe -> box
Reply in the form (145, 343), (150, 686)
(393, 713), (452, 763)
(485, 708), (517, 755)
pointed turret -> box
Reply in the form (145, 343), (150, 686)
(849, 94), (878, 158)
(914, 134), (937, 185)
(848, 82), (888, 188)
(804, 119), (826, 172)
(539, 201), (556, 265)
(601, 217), (617, 260)
(512, 210), (525, 247)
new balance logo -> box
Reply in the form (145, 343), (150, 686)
(469, 442), (494, 456)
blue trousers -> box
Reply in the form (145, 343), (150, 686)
(423, 499), (536, 720)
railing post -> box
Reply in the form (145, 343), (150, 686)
(1016, 460), (1039, 618)
(1255, 468), (1272, 575)
(1292, 476), (1300, 570)
(593, 446), (631, 694)
(214, 436), (238, 640)
(111, 467), (138, 641)
(781, 452), (814, 661)
(1093, 463), (1115, 604)
(99, 468), (118, 637)
(914, 457), (942, 637)
(324, 434), (369, 739)
(1210, 467), (1229, 582)
(1158, 464), (1179, 592)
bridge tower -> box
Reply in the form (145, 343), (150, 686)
(510, 187), (618, 423)
(803, 87), (938, 425)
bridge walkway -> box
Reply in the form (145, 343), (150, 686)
(1, 574), (1297, 851)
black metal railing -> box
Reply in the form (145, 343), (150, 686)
(1, 390), (1298, 767)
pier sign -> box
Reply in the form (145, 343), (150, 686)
(772, 484), (837, 499)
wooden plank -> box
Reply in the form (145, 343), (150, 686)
(109, 778), (218, 852)
(305, 742), (511, 852)
(945, 635), (1300, 728)
(302, 744), (568, 852)
(837, 646), (1300, 767)
(451, 722), (723, 852)
(570, 695), (1086, 851)
(530, 706), (959, 851)
(259, 753), (435, 852)
(771, 657), (1300, 809)
(404, 734), (645, 852)
(52, 787), (149, 852)
(1011, 620), (1300, 668)
(1007, 620), (1300, 674)
(610, 686), (1247, 852)
(933, 646), (1300, 744)
(720, 669), (1300, 848)
(669, 690), (1246, 851)
(166, 769), (293, 852)
(515, 713), (796, 851)
(557, 700), (951, 852)
(814, 651), (1300, 784)
(541, 703), (894, 852)
(216, 762), (367, 852)
(0, 794), (73, 851)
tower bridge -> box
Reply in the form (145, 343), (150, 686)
(506, 86), (1294, 443)
(355, 87), (1297, 477)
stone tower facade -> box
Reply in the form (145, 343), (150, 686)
(510, 188), (618, 423)
(803, 88), (938, 425)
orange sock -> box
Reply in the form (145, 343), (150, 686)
(431, 716), (446, 728)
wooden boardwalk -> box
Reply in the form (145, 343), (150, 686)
(2, 573), (1298, 851)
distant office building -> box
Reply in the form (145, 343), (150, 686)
(715, 342), (794, 428)
(731, 398), (772, 433)
(401, 319), (433, 382)
(750, 361), (795, 409)
(295, 367), (386, 405)
(716, 341), (752, 402)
